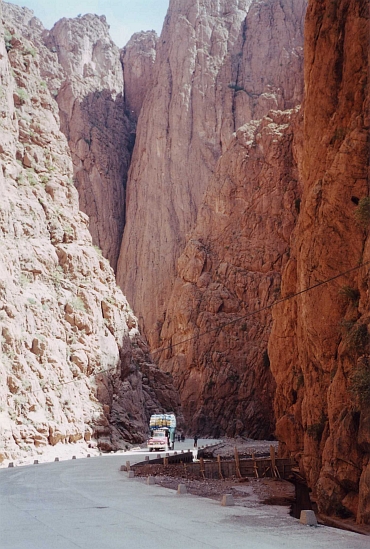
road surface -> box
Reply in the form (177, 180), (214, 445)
(0, 443), (367, 549)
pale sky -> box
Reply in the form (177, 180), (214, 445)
(7, 0), (170, 47)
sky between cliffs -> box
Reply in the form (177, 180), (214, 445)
(9, 0), (170, 47)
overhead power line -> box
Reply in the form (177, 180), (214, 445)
(151, 259), (370, 356)
(26, 259), (370, 396)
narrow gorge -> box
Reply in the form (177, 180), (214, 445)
(0, 0), (369, 525)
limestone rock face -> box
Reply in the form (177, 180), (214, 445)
(3, 6), (135, 272)
(122, 31), (158, 121)
(46, 15), (134, 272)
(234, 0), (306, 128)
(0, 4), (179, 462)
(268, 0), (369, 524)
(117, 0), (253, 346)
(159, 109), (301, 437)
(3, 2), (64, 94)
(116, 0), (306, 349)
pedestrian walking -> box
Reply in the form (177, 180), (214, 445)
(193, 434), (198, 448)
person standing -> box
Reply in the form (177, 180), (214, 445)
(193, 435), (198, 448)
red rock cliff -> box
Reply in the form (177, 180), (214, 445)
(159, 109), (302, 438)
(269, 0), (369, 524)
(117, 0), (252, 347)
(116, 0), (306, 350)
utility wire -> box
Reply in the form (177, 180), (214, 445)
(26, 259), (370, 396)
(151, 259), (370, 356)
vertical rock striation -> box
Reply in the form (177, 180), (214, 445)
(46, 14), (134, 271)
(117, 0), (253, 346)
(159, 109), (302, 437)
(122, 31), (158, 122)
(117, 0), (306, 352)
(234, 0), (306, 128)
(269, 0), (369, 524)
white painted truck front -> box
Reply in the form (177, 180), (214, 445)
(147, 413), (176, 451)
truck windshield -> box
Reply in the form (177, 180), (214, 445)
(153, 431), (166, 438)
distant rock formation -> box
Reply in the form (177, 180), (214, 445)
(234, 0), (305, 127)
(116, 0), (252, 346)
(46, 14), (134, 272)
(122, 31), (158, 121)
(0, 2), (179, 462)
(3, 3), (147, 272)
(116, 0), (306, 352)
(159, 109), (301, 438)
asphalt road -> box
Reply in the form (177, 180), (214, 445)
(0, 444), (367, 549)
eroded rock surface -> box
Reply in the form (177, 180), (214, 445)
(234, 0), (306, 128)
(117, 0), (306, 351)
(158, 109), (301, 438)
(269, 0), (369, 524)
(122, 31), (158, 121)
(117, 0), (253, 346)
(47, 14), (134, 271)
(3, 1), (64, 94)
(3, 5), (135, 272)
(0, 4), (179, 462)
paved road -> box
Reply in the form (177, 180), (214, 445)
(0, 444), (367, 549)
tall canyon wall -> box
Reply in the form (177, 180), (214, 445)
(146, 0), (370, 523)
(117, 0), (252, 345)
(121, 31), (158, 121)
(0, 1), (179, 463)
(47, 14), (133, 272)
(269, 0), (369, 524)
(117, 0), (306, 353)
(137, 0), (306, 437)
(159, 109), (302, 438)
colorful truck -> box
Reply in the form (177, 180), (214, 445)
(147, 413), (176, 451)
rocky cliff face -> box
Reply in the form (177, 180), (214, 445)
(0, 3), (179, 462)
(117, 0), (252, 345)
(3, 0), (367, 525)
(122, 31), (158, 122)
(3, 4), (136, 273)
(269, 0), (369, 524)
(3, 2), (64, 93)
(46, 14), (134, 272)
(120, 0), (306, 438)
(158, 108), (301, 438)
(116, 0), (306, 350)
(234, 0), (305, 128)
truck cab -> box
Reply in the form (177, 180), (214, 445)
(147, 429), (169, 452)
(147, 413), (176, 452)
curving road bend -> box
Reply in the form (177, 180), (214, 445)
(0, 446), (367, 549)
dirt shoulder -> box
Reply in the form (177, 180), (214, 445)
(134, 437), (294, 509)
(132, 438), (370, 536)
